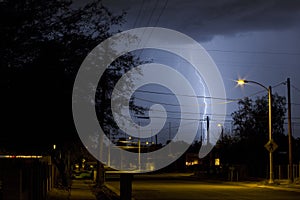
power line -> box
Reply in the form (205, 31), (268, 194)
(129, 120), (198, 133)
(245, 89), (266, 98)
(134, 96), (236, 108)
(214, 60), (299, 69)
(242, 81), (286, 99)
(145, 0), (159, 27)
(153, 0), (168, 27)
(132, 0), (145, 28)
(273, 81), (287, 89)
(135, 89), (238, 101)
(136, 0), (159, 59)
(292, 84), (300, 93)
(134, 115), (221, 122)
(140, 106), (232, 117)
(134, 81), (285, 105)
(206, 49), (300, 56)
(114, 81), (287, 120)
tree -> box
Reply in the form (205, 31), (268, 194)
(1, 0), (142, 146)
(1, 0), (144, 185)
(230, 93), (286, 177)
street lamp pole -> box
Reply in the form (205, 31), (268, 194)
(268, 86), (274, 184)
(138, 121), (141, 172)
(217, 123), (224, 142)
(237, 79), (274, 184)
(136, 116), (150, 172)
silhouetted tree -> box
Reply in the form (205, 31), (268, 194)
(1, 0), (144, 186)
(230, 93), (286, 177)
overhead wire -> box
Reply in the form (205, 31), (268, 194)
(132, 0), (145, 28)
(153, 0), (168, 27)
(135, 89), (238, 101)
(292, 84), (300, 93)
(134, 0), (160, 59)
(206, 49), (300, 56)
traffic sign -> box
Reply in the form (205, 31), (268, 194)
(264, 139), (278, 153)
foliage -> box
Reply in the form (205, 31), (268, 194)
(227, 93), (286, 177)
(1, 0), (124, 69)
(1, 1), (149, 187)
(232, 94), (286, 140)
(1, 0), (145, 149)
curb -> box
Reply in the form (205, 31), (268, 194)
(227, 181), (300, 193)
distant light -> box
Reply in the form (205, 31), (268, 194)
(0, 155), (42, 159)
(217, 123), (222, 127)
(53, 144), (56, 150)
(185, 159), (199, 166)
(128, 136), (132, 140)
(215, 158), (220, 166)
(147, 163), (155, 171)
(146, 141), (149, 145)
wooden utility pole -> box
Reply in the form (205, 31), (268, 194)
(287, 78), (293, 183)
(207, 116), (210, 144)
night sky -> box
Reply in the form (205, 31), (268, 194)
(2, 0), (300, 153)
(99, 0), (300, 137)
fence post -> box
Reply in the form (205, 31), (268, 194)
(293, 164), (297, 181)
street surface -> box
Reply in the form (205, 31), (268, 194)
(105, 174), (300, 200)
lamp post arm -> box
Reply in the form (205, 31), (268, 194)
(245, 80), (269, 91)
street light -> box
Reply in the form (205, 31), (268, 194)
(217, 124), (224, 142)
(237, 79), (274, 184)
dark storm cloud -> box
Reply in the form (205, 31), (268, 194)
(101, 0), (300, 41)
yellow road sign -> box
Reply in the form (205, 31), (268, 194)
(264, 139), (278, 153)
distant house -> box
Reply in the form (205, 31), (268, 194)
(185, 153), (201, 167)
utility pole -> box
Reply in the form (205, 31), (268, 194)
(207, 116), (210, 144)
(207, 116), (213, 167)
(138, 121), (141, 171)
(169, 122), (171, 141)
(200, 120), (203, 142)
(287, 78), (293, 183)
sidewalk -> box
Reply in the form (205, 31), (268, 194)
(227, 179), (300, 193)
(258, 179), (300, 193)
(47, 179), (96, 200)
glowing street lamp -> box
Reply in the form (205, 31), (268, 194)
(217, 123), (224, 142)
(237, 79), (274, 184)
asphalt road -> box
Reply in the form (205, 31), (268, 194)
(105, 175), (300, 200)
